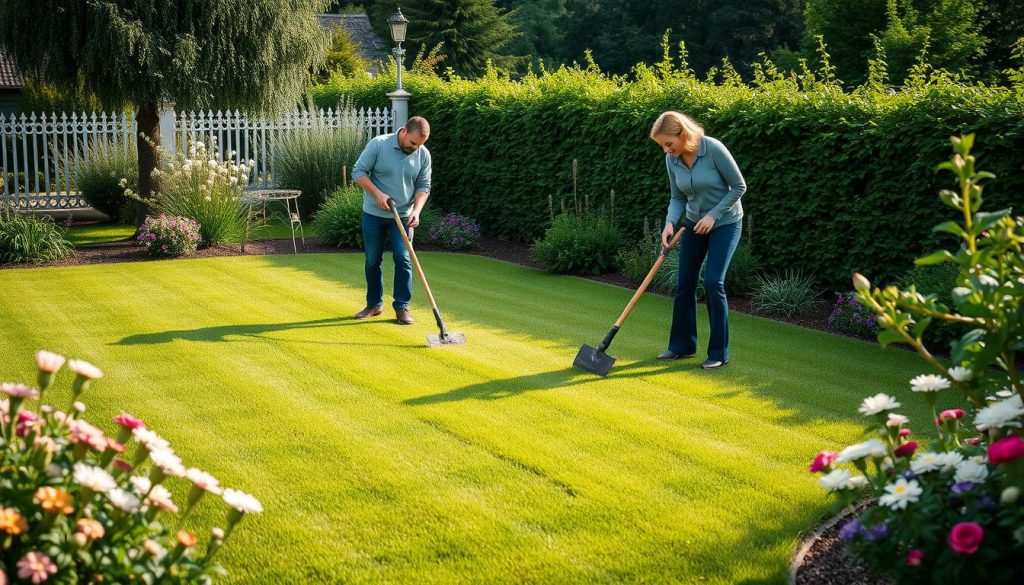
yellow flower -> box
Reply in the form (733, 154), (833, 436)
(35, 486), (74, 515)
(0, 507), (28, 534)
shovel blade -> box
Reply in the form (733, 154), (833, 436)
(427, 331), (467, 348)
(573, 344), (616, 377)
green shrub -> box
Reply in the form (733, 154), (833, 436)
(750, 270), (821, 317)
(417, 204), (442, 236)
(895, 262), (965, 352)
(725, 242), (760, 295)
(428, 212), (481, 250)
(272, 109), (366, 220)
(0, 208), (74, 264)
(531, 209), (622, 275)
(136, 214), (201, 258)
(827, 291), (880, 338)
(74, 139), (137, 223)
(617, 220), (665, 286)
(311, 60), (1022, 291)
(312, 186), (363, 248)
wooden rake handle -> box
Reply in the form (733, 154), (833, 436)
(387, 200), (440, 313)
(613, 226), (686, 328)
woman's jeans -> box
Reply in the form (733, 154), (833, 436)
(668, 219), (742, 362)
(361, 211), (412, 310)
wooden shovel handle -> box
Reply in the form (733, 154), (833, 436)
(613, 226), (685, 328)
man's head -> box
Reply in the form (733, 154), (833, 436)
(398, 116), (430, 154)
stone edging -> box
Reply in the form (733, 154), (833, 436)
(788, 506), (856, 585)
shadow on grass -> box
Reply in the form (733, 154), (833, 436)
(113, 316), (410, 346)
(403, 359), (691, 405)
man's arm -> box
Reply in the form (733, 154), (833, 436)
(408, 191), (429, 227)
(357, 175), (391, 211)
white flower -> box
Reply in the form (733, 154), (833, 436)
(954, 460), (989, 483)
(1, 382), (39, 399)
(73, 463), (116, 493)
(977, 274), (999, 287)
(975, 394), (1024, 431)
(106, 488), (141, 513)
(1002, 487), (1021, 504)
(886, 413), (910, 427)
(947, 366), (973, 382)
(35, 350), (66, 373)
(186, 468), (222, 495)
(68, 359), (103, 380)
(937, 451), (964, 472)
(222, 488), (263, 514)
(819, 469), (852, 491)
(846, 475), (869, 489)
(149, 448), (186, 477)
(910, 374), (949, 392)
(130, 476), (152, 495)
(132, 427), (170, 451)
(145, 485), (178, 513)
(879, 478), (923, 510)
(836, 439), (887, 463)
(859, 393), (901, 416)
(910, 451), (943, 474)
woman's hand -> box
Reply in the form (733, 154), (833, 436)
(661, 223), (675, 248)
(694, 215), (716, 235)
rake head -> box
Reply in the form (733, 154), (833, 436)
(573, 344), (616, 377)
(427, 331), (467, 348)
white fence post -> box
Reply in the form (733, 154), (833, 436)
(158, 104), (177, 155)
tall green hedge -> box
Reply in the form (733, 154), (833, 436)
(310, 66), (1023, 289)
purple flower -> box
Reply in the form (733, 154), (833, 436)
(839, 518), (863, 541)
(977, 496), (997, 509)
(951, 482), (975, 495)
(864, 522), (890, 541)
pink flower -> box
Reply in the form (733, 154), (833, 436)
(906, 549), (924, 566)
(112, 459), (133, 473)
(940, 408), (965, 421)
(894, 441), (919, 458)
(899, 429), (912, 437)
(809, 451), (836, 473)
(17, 551), (57, 583)
(948, 522), (984, 555)
(67, 360), (102, 380)
(987, 436), (1024, 465)
(966, 437), (982, 446)
(16, 410), (39, 437)
(113, 413), (145, 431)
(34, 350), (65, 373)
(1, 383), (39, 400)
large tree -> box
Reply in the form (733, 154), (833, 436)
(0, 0), (330, 222)
(396, 0), (516, 77)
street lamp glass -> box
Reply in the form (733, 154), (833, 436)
(388, 7), (408, 43)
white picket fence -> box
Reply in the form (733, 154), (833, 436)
(0, 106), (392, 210)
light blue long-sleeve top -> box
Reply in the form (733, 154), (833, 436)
(352, 131), (432, 219)
(664, 135), (746, 227)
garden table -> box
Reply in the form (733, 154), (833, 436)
(241, 188), (304, 254)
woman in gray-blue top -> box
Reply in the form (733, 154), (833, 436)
(650, 111), (746, 369)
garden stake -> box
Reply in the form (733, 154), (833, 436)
(387, 200), (467, 348)
(573, 226), (685, 376)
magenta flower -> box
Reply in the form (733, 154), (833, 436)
(808, 451), (836, 473)
(906, 548), (923, 566)
(899, 429), (912, 438)
(987, 436), (1024, 465)
(940, 408), (965, 420)
(113, 413), (145, 431)
(948, 522), (984, 555)
(894, 441), (919, 458)
(17, 551), (57, 583)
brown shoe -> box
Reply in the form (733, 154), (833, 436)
(395, 308), (414, 325)
(354, 305), (383, 319)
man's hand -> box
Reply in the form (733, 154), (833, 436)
(374, 192), (391, 211)
(661, 223), (675, 248)
(408, 210), (421, 228)
(694, 215), (716, 235)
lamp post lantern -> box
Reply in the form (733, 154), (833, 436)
(387, 6), (411, 127)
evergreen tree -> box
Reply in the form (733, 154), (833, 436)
(0, 0), (330, 223)
(396, 0), (517, 77)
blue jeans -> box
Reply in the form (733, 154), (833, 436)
(669, 219), (742, 362)
(362, 212), (412, 310)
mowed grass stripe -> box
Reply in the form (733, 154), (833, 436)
(0, 253), (930, 584)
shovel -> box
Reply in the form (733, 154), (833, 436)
(387, 200), (467, 348)
(573, 225), (686, 376)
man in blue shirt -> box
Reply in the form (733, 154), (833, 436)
(351, 116), (432, 324)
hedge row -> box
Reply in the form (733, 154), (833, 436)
(310, 66), (1023, 289)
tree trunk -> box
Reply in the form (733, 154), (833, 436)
(135, 102), (160, 229)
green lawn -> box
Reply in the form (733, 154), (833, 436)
(64, 220), (297, 245)
(0, 253), (941, 584)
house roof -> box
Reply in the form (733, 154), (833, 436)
(318, 14), (389, 64)
(0, 50), (24, 90)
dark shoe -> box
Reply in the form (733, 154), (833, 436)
(354, 305), (383, 319)
(702, 359), (729, 370)
(395, 308), (414, 325)
(657, 351), (695, 361)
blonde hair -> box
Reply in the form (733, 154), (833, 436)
(649, 111), (704, 154)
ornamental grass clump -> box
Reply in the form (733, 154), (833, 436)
(136, 214), (201, 258)
(428, 212), (481, 250)
(0, 350), (263, 583)
(808, 135), (1024, 584)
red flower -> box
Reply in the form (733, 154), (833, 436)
(894, 441), (919, 458)
(987, 436), (1024, 465)
(809, 451), (836, 473)
(940, 408), (965, 420)
(906, 549), (924, 566)
(949, 522), (984, 555)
